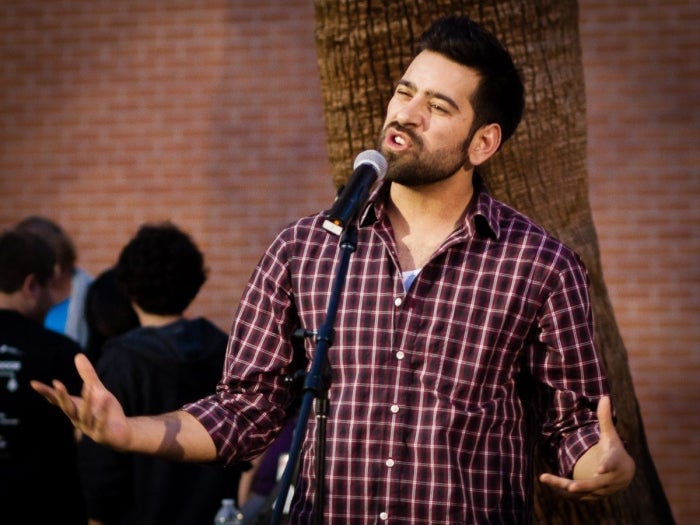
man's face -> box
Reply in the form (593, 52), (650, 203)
(379, 50), (481, 187)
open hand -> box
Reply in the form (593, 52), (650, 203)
(31, 353), (132, 450)
(539, 396), (635, 500)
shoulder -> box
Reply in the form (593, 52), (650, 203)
(180, 317), (229, 349)
(260, 212), (335, 266)
(96, 327), (156, 365)
(4, 312), (82, 355)
(273, 213), (328, 245)
(194, 316), (228, 337)
(469, 195), (591, 299)
(0, 311), (82, 388)
(72, 267), (93, 288)
(491, 198), (584, 269)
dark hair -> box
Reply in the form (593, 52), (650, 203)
(0, 229), (56, 292)
(115, 221), (207, 315)
(418, 15), (525, 144)
(85, 267), (140, 361)
(14, 215), (77, 272)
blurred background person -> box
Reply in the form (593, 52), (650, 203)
(0, 228), (86, 524)
(15, 215), (93, 349)
(84, 266), (140, 364)
(237, 414), (296, 524)
(78, 221), (245, 525)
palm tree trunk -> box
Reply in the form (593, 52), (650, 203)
(313, 0), (674, 523)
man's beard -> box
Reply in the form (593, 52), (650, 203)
(379, 123), (473, 187)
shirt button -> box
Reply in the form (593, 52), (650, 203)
(380, 512), (389, 520)
(386, 458), (394, 467)
(394, 297), (402, 307)
(390, 404), (399, 413)
(396, 351), (405, 360)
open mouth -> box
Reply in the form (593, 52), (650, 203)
(386, 128), (412, 150)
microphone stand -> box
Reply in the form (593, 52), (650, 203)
(269, 225), (358, 525)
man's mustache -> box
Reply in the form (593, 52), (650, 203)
(384, 122), (423, 149)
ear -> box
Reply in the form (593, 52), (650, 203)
(22, 273), (47, 309)
(15, 273), (43, 320)
(21, 273), (39, 297)
(468, 123), (502, 166)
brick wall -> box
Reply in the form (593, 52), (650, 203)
(1, 1), (697, 522)
(579, 1), (699, 522)
(0, 0), (333, 333)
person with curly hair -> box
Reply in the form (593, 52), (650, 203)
(76, 221), (244, 525)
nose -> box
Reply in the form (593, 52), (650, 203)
(395, 96), (426, 128)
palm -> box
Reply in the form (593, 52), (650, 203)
(32, 353), (131, 449)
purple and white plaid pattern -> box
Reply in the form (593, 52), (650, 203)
(185, 178), (608, 524)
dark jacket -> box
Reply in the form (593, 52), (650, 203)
(78, 317), (243, 525)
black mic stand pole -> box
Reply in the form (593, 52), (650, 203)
(269, 225), (358, 525)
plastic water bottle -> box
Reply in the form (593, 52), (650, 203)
(213, 498), (244, 525)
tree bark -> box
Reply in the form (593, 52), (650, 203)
(313, 0), (675, 523)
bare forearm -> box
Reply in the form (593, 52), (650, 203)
(30, 355), (220, 463)
(123, 410), (218, 462)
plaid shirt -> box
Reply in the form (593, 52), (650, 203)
(184, 176), (608, 524)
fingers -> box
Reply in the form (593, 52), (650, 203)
(29, 378), (67, 407)
(567, 475), (615, 498)
(539, 472), (617, 500)
(30, 353), (95, 409)
(539, 472), (568, 492)
(30, 356), (113, 440)
(31, 377), (83, 428)
(79, 380), (111, 430)
(75, 353), (101, 385)
(51, 378), (81, 421)
(539, 473), (584, 499)
(29, 380), (55, 402)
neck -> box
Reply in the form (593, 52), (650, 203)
(0, 293), (44, 323)
(386, 171), (475, 271)
(132, 304), (182, 327)
(388, 169), (474, 229)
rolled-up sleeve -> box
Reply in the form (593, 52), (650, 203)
(183, 231), (301, 465)
(529, 251), (609, 477)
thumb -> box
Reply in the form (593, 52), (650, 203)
(597, 395), (629, 455)
(596, 396), (616, 437)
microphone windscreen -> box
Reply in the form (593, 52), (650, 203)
(353, 150), (388, 179)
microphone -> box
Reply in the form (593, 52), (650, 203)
(322, 150), (388, 236)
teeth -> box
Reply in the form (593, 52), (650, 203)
(394, 135), (405, 145)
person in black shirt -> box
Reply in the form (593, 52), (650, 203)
(0, 228), (86, 524)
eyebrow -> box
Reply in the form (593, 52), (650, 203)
(397, 79), (461, 112)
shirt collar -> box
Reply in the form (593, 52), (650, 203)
(360, 172), (501, 241)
